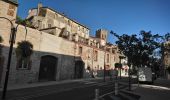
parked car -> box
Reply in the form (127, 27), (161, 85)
(138, 67), (154, 84)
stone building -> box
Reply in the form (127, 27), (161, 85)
(0, 0), (120, 85)
(163, 41), (170, 68)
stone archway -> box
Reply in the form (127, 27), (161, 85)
(39, 55), (58, 81)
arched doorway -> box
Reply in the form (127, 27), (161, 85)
(74, 61), (84, 79)
(39, 55), (58, 81)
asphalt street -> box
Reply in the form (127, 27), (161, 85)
(0, 78), (128, 100)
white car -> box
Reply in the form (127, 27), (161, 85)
(138, 67), (153, 84)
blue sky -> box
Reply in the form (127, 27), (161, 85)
(17, 0), (170, 43)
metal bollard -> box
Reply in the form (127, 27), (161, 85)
(95, 89), (99, 100)
(115, 81), (118, 95)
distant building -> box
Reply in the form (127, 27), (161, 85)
(0, 1), (120, 85)
(163, 41), (170, 68)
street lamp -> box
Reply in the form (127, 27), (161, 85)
(0, 17), (16, 100)
(0, 17), (27, 100)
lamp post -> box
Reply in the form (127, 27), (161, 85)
(0, 17), (16, 100)
(0, 17), (27, 100)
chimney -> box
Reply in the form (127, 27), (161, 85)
(37, 2), (43, 15)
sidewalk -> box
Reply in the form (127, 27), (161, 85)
(132, 78), (170, 100)
(0, 77), (104, 91)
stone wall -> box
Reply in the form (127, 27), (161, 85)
(0, 0), (120, 85)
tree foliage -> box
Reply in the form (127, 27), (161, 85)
(112, 30), (163, 69)
(16, 40), (33, 58)
(16, 16), (35, 28)
(115, 63), (122, 68)
(164, 33), (170, 41)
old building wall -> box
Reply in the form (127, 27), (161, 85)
(0, 0), (17, 21)
(164, 41), (170, 68)
(0, 1), (120, 85)
(0, 24), (119, 85)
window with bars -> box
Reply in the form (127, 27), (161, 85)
(16, 58), (32, 70)
(107, 54), (110, 63)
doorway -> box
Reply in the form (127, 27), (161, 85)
(39, 55), (58, 81)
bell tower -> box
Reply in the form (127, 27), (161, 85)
(95, 29), (108, 42)
(95, 29), (108, 46)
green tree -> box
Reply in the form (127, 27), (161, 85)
(112, 30), (162, 69)
(16, 16), (34, 28)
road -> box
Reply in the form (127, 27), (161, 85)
(0, 78), (129, 100)
(133, 78), (170, 100)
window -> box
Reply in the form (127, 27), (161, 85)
(86, 29), (89, 34)
(48, 24), (51, 28)
(102, 34), (104, 39)
(82, 28), (84, 32)
(78, 46), (83, 55)
(68, 20), (71, 26)
(90, 42), (93, 46)
(78, 26), (80, 31)
(16, 58), (31, 70)
(107, 54), (109, 63)
(97, 65), (99, 70)
(112, 49), (115, 54)
(94, 50), (98, 61)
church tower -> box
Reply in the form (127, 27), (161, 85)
(95, 29), (108, 46)
(95, 29), (108, 41)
